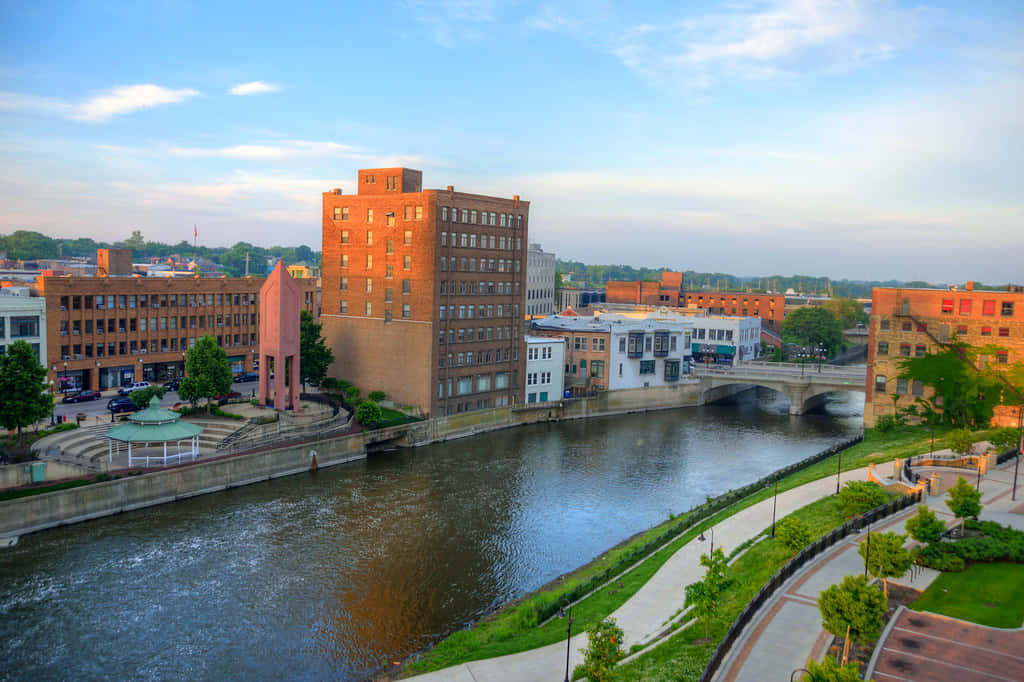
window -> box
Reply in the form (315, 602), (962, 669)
(619, 337), (626, 352)
(997, 350), (1009, 364)
(334, 207), (341, 220)
(590, 360), (604, 378)
(470, 210), (477, 224)
(402, 304), (411, 319)
(365, 279), (373, 293)
(1002, 301), (1014, 317)
(915, 344), (927, 357)
(366, 208), (373, 223)
(874, 375), (886, 393)
(340, 301), (348, 313)
(901, 321), (913, 332)
(639, 360), (655, 375)
(896, 378), (908, 394)
(442, 207), (449, 222)
(941, 299), (954, 314)
(880, 319), (890, 331)
(916, 322), (927, 332)
(402, 279), (411, 294)
(366, 254), (373, 269)
(365, 302), (372, 316)
(415, 206), (422, 220)
(959, 299), (972, 315)
(386, 264), (394, 279)
(664, 359), (680, 381)
(341, 254), (349, 268)
(591, 338), (605, 351)
(900, 343), (911, 356)
(999, 327), (1010, 337)
(877, 341), (888, 355)
(981, 326), (992, 336)
(384, 239), (393, 254)
(404, 230), (412, 245)
(982, 300), (996, 316)
(10, 316), (39, 337)
(404, 255), (412, 270)
(912, 380), (924, 396)
(384, 288), (393, 302)
(957, 325), (968, 335)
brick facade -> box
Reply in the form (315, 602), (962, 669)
(865, 286), (1024, 427)
(321, 168), (528, 417)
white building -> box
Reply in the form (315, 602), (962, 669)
(598, 314), (694, 390)
(524, 335), (566, 404)
(526, 243), (556, 317)
(0, 286), (47, 365)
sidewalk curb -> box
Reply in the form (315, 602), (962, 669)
(864, 604), (904, 680)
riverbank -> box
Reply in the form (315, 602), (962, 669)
(400, 423), (973, 678)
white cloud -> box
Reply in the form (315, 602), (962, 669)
(168, 140), (361, 161)
(0, 91), (72, 117)
(71, 84), (199, 122)
(228, 81), (280, 96)
(404, 0), (499, 47)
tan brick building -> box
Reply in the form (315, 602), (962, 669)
(529, 315), (611, 396)
(36, 272), (318, 392)
(321, 168), (528, 416)
(865, 285), (1024, 427)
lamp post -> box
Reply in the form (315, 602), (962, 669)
(836, 447), (842, 495)
(862, 519), (871, 578)
(49, 380), (55, 425)
(1012, 406), (1023, 502)
(698, 526), (715, 555)
(816, 343), (826, 373)
(559, 605), (573, 682)
(767, 479), (780, 537)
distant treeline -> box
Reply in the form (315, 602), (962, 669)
(0, 230), (320, 278)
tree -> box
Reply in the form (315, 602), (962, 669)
(821, 297), (868, 330)
(130, 385), (167, 409)
(355, 400), (383, 428)
(299, 310), (334, 389)
(897, 343), (1010, 428)
(818, 574), (886, 664)
(837, 481), (887, 518)
(776, 517), (813, 556)
(781, 307), (844, 357)
(989, 427), (1020, 452)
(576, 618), (624, 682)
(0, 341), (53, 446)
(905, 505), (946, 544)
(178, 336), (233, 411)
(858, 531), (911, 598)
(684, 547), (733, 640)
(368, 390), (386, 402)
(803, 655), (864, 682)
(949, 428), (976, 456)
(0, 230), (59, 260)
(946, 475), (982, 534)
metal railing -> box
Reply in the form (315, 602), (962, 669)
(699, 489), (923, 682)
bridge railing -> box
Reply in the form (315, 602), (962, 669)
(692, 362), (865, 378)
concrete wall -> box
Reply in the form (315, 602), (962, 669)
(0, 461), (88, 489)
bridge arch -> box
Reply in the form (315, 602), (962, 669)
(694, 364), (867, 415)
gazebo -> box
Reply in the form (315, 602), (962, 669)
(105, 396), (204, 467)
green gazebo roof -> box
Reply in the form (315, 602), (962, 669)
(106, 396), (204, 443)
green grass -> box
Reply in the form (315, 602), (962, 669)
(910, 563), (1024, 628)
(404, 425), (954, 676)
(371, 407), (423, 429)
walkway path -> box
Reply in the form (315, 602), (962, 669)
(412, 466), (877, 681)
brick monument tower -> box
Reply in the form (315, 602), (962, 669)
(258, 261), (301, 412)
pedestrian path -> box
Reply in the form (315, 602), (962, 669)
(412, 466), (877, 681)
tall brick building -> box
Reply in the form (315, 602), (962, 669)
(865, 285), (1024, 427)
(605, 271), (786, 331)
(321, 168), (528, 416)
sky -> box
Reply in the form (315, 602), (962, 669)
(1, 0), (1022, 283)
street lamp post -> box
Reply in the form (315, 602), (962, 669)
(1013, 406), (1023, 502)
(816, 343), (825, 373)
(863, 519), (871, 578)
(49, 380), (55, 425)
(699, 526), (715, 555)
(836, 447), (842, 495)
(559, 605), (573, 682)
(768, 479), (780, 537)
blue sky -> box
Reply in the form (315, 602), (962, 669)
(2, 1), (1022, 282)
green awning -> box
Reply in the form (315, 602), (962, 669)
(692, 343), (736, 356)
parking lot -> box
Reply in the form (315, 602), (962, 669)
(49, 380), (263, 424)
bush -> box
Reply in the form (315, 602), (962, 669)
(320, 377), (341, 391)
(345, 385), (360, 401)
(368, 390), (386, 402)
(875, 414), (898, 433)
(949, 428), (976, 456)
(576, 618), (624, 682)
(804, 655), (863, 681)
(989, 427), (1019, 452)
(837, 480), (888, 518)
(355, 400), (382, 427)
(905, 505), (946, 544)
(911, 520), (1024, 571)
(775, 517), (812, 556)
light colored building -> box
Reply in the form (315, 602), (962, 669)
(557, 287), (605, 312)
(0, 286), (47, 366)
(599, 314), (693, 390)
(529, 314), (611, 396)
(525, 335), (566, 404)
(526, 243), (556, 318)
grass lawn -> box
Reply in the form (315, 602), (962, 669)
(910, 563), (1024, 628)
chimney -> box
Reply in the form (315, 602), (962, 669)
(333, 188), (342, 195)
(966, 280), (974, 291)
(513, 194), (519, 207)
(446, 185), (454, 192)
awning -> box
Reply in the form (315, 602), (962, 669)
(692, 343), (736, 356)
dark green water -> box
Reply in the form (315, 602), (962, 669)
(0, 390), (863, 681)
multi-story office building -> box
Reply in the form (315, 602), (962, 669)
(525, 335), (566, 404)
(0, 286), (46, 364)
(526, 243), (555, 318)
(321, 168), (529, 416)
(33, 266), (318, 392)
(865, 284), (1024, 427)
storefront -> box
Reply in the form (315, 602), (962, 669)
(100, 365), (136, 390)
(692, 343), (736, 367)
(226, 355), (246, 374)
(56, 370), (84, 393)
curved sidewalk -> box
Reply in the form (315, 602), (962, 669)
(412, 466), (876, 681)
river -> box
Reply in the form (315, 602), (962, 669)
(0, 389), (863, 681)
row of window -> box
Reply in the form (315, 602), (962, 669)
(938, 299), (1015, 316)
(623, 333), (681, 356)
(439, 348), (516, 368)
(438, 371), (513, 398)
(60, 314), (255, 335)
(440, 256), (520, 273)
(879, 319), (1016, 338)
(60, 293), (255, 311)
(526, 371), (552, 386)
(333, 206), (424, 223)
(339, 229), (415, 247)
(340, 254), (413, 270)
(439, 326), (517, 344)
(877, 342), (928, 357)
(527, 346), (553, 360)
(59, 333), (256, 360)
(569, 359), (605, 377)
(440, 232), (522, 251)
(441, 207), (523, 229)
(441, 396), (508, 415)
(440, 280), (518, 296)
(340, 278), (412, 296)
(0, 316), (39, 338)
(338, 302), (411, 319)
(874, 376), (926, 396)
(439, 303), (519, 320)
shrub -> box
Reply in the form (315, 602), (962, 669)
(905, 505), (946, 544)
(989, 427), (1019, 452)
(368, 390), (386, 402)
(874, 414), (898, 433)
(837, 480), (887, 518)
(949, 428), (976, 456)
(345, 385), (360, 401)
(320, 377), (341, 391)
(576, 618), (624, 682)
(804, 655), (862, 682)
(775, 517), (812, 556)
(355, 400), (383, 427)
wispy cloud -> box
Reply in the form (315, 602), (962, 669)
(169, 140), (360, 161)
(228, 80), (280, 96)
(72, 84), (199, 122)
(0, 91), (72, 117)
(404, 0), (498, 47)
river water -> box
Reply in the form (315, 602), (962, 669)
(0, 389), (863, 681)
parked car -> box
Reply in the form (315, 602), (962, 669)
(215, 391), (243, 406)
(62, 390), (102, 404)
(107, 397), (141, 412)
(234, 372), (259, 383)
(118, 381), (152, 396)
(163, 379), (181, 391)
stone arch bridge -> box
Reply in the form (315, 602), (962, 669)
(693, 362), (867, 414)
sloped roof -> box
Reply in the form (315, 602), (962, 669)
(105, 396), (203, 443)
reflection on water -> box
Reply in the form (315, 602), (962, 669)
(0, 389), (863, 681)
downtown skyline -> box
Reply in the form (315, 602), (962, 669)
(2, 0), (1022, 283)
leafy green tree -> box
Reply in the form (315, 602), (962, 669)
(355, 400), (383, 427)
(178, 336), (233, 411)
(781, 307), (844, 357)
(803, 655), (865, 682)
(684, 546), (733, 640)
(1, 230), (59, 260)
(837, 481), (887, 518)
(368, 390), (386, 402)
(946, 476), (982, 534)
(989, 427), (1020, 453)
(897, 344), (1009, 428)
(949, 428), (976, 456)
(576, 618), (625, 682)
(821, 297), (868, 329)
(858, 531), (911, 598)
(0, 341), (53, 446)
(776, 517), (813, 556)
(818, 574), (887, 664)
(299, 310), (334, 389)
(130, 385), (167, 408)
(905, 505), (946, 544)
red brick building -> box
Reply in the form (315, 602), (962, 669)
(321, 168), (528, 417)
(605, 271), (786, 331)
(865, 284), (1024, 427)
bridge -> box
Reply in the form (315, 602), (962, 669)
(692, 362), (867, 414)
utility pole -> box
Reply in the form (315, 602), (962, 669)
(244, 252), (250, 277)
